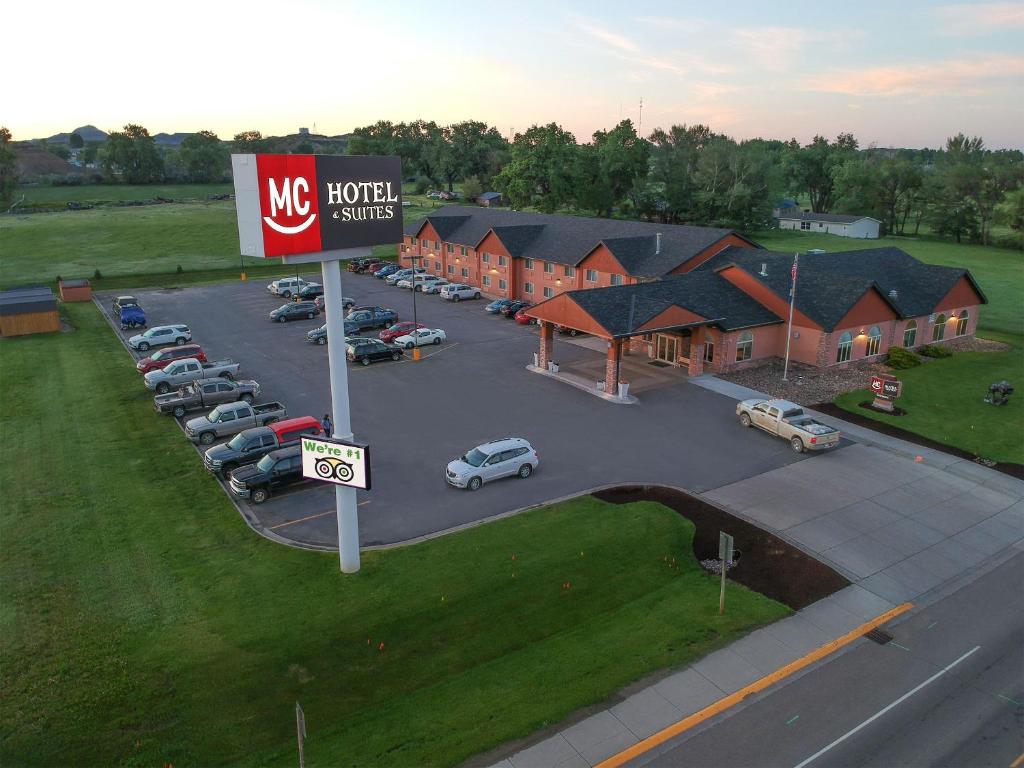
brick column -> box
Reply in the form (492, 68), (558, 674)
(538, 321), (554, 370)
(688, 326), (705, 377)
(605, 339), (621, 395)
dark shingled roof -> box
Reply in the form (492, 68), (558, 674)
(699, 246), (986, 331)
(775, 210), (879, 224)
(0, 286), (57, 316)
(403, 205), (748, 275)
(565, 271), (782, 337)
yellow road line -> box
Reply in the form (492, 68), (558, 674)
(269, 500), (370, 530)
(595, 602), (914, 768)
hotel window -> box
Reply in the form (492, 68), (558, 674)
(499, 279), (507, 291)
(703, 335), (714, 363)
(585, 269), (598, 282)
(865, 326), (882, 356)
(543, 262), (554, 274)
(435, 261), (441, 270)
(956, 310), (969, 336)
(836, 331), (853, 363)
(564, 266), (575, 278)
(482, 275), (491, 287)
(498, 255), (507, 266)
(447, 265), (455, 275)
(461, 267), (469, 278)
(932, 314), (946, 342)
(610, 274), (623, 286)
(447, 243), (454, 253)
(735, 331), (754, 362)
(903, 320), (917, 348)
(481, 252), (490, 263)
(800, 221), (811, 231)
(543, 287), (554, 298)
(525, 258), (534, 269)
(460, 245), (467, 256)
(524, 282), (534, 294)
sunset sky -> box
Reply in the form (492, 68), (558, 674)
(8, 0), (1023, 148)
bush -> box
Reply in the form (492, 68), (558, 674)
(919, 344), (953, 358)
(886, 346), (921, 369)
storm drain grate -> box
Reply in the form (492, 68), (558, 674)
(865, 628), (894, 645)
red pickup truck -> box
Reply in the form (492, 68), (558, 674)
(136, 344), (207, 374)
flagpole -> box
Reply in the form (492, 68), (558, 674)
(782, 253), (798, 382)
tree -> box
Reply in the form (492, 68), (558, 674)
(0, 127), (16, 207)
(69, 132), (84, 149)
(493, 123), (578, 212)
(784, 134), (858, 212)
(179, 130), (228, 183)
(101, 124), (163, 183)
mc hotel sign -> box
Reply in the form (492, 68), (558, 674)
(232, 154), (404, 573)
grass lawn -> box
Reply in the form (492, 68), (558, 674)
(751, 229), (1024, 339)
(0, 303), (788, 767)
(14, 183), (234, 205)
(834, 346), (1024, 464)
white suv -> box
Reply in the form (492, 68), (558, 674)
(446, 437), (539, 491)
(440, 284), (481, 302)
(267, 277), (309, 298)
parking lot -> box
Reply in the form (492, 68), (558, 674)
(97, 269), (831, 549)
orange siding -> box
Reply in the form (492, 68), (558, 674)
(716, 266), (816, 327)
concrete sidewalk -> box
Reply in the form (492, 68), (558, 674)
(489, 376), (1023, 768)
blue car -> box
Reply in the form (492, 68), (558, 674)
(485, 299), (515, 314)
(375, 264), (401, 279)
(119, 306), (147, 329)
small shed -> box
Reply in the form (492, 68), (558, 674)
(59, 278), (92, 302)
(477, 191), (504, 208)
(0, 286), (60, 337)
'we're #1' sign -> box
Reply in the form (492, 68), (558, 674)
(232, 154), (404, 258)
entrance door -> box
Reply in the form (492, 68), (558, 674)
(655, 334), (677, 363)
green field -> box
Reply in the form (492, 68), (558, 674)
(834, 347), (1024, 463)
(0, 303), (787, 767)
(752, 229), (1023, 340)
(14, 183), (233, 205)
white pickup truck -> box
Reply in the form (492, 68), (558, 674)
(736, 399), (840, 453)
(143, 357), (241, 394)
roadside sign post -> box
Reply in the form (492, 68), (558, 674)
(719, 531), (734, 615)
(231, 152), (402, 573)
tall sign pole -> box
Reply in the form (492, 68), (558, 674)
(782, 253), (799, 382)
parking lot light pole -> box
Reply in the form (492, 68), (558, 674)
(322, 253), (365, 573)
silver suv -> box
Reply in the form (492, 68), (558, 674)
(446, 437), (538, 491)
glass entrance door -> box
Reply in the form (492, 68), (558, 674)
(655, 334), (677, 363)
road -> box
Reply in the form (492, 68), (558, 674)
(636, 551), (1024, 768)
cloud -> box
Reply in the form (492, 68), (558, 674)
(933, 3), (1024, 34)
(802, 54), (1024, 96)
(577, 22), (637, 52)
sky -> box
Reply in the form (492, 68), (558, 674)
(7, 0), (1023, 149)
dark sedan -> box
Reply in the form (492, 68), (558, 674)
(270, 301), (320, 322)
(346, 338), (404, 366)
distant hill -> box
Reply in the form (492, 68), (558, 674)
(44, 125), (109, 144)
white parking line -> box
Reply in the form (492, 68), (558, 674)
(792, 645), (982, 768)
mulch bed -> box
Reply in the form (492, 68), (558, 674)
(593, 486), (850, 610)
(813, 402), (1024, 480)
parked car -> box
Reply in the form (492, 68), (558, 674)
(385, 267), (426, 286)
(736, 399), (841, 453)
(345, 307), (398, 331)
(136, 344), (207, 374)
(128, 324), (192, 352)
(266, 277), (309, 298)
(270, 301), (320, 323)
(397, 274), (442, 291)
(185, 401), (287, 445)
(346, 338), (403, 365)
(228, 445), (307, 504)
(143, 357), (240, 394)
(294, 283), (324, 302)
(368, 261), (393, 274)
(120, 306), (147, 329)
(445, 437), (539, 491)
(313, 295), (355, 312)
(422, 278), (450, 295)
(555, 324), (584, 337)
(440, 284), (481, 302)
(375, 264), (401, 279)
(395, 327), (446, 349)
(514, 308), (537, 325)
(204, 417), (323, 476)
(379, 321), (425, 343)
(154, 377), (260, 417)
(502, 300), (531, 318)
(112, 295), (140, 314)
